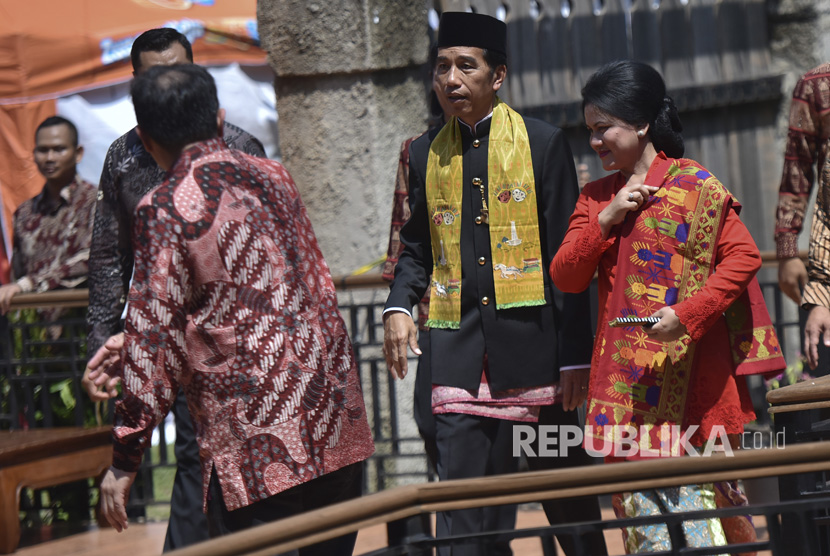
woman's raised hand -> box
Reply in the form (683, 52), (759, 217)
(598, 183), (659, 239)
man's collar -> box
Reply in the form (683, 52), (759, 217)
(33, 176), (77, 212)
(457, 111), (494, 138)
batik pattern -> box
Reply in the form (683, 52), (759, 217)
(111, 139), (373, 511)
(87, 122), (265, 355)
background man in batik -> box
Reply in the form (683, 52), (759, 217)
(0, 116), (96, 320)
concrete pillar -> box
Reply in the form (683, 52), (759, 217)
(257, 0), (430, 275)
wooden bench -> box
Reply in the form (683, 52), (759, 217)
(0, 426), (112, 553)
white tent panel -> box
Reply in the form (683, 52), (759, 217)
(56, 62), (280, 186)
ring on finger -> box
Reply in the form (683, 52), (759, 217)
(628, 192), (635, 201)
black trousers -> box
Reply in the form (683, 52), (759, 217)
(528, 404), (608, 556)
(163, 391), (211, 551)
(434, 406), (607, 556)
(206, 462), (364, 556)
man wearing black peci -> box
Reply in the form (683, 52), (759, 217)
(383, 11), (607, 556)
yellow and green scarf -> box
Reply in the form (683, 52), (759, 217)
(424, 98), (545, 329)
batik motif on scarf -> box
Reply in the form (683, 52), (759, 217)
(725, 278), (785, 377)
(585, 156), (784, 456)
(424, 98), (544, 329)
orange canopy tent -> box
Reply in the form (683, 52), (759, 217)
(0, 0), (267, 283)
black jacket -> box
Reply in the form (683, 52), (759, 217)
(386, 115), (593, 391)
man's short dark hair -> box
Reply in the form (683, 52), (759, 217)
(131, 64), (219, 151)
(130, 28), (194, 72)
(481, 48), (507, 75)
(35, 116), (79, 147)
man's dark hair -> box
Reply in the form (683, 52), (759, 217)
(130, 28), (194, 72)
(35, 116), (79, 147)
(481, 48), (507, 75)
(131, 64), (219, 151)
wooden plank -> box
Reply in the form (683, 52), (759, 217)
(658, 0), (694, 87)
(536, 0), (575, 103)
(506, 2), (546, 107)
(0, 431), (111, 554)
(689, 0), (721, 84)
(769, 400), (830, 414)
(568, 0), (603, 91)
(767, 375), (830, 405)
(717, 0), (750, 80)
(745, 0), (772, 76)
(0, 427), (111, 467)
(15, 523), (167, 556)
(630, 0), (661, 69)
(599, 0), (629, 63)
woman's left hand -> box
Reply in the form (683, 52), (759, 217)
(645, 306), (688, 342)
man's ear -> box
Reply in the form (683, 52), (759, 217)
(492, 64), (507, 93)
(217, 108), (226, 136)
(135, 126), (171, 170)
(135, 126), (154, 155)
(74, 145), (84, 165)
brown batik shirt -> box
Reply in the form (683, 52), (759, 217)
(87, 122), (265, 354)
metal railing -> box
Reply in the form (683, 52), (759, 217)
(160, 441), (830, 556)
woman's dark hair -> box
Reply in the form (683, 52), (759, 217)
(581, 60), (684, 158)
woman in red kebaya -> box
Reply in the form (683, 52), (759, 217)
(550, 60), (784, 554)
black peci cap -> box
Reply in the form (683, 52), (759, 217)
(437, 12), (507, 56)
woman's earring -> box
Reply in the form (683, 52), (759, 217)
(637, 130), (645, 137)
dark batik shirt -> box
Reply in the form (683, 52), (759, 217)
(87, 122), (265, 354)
(111, 138), (374, 511)
(775, 63), (830, 260)
(12, 176), (97, 293)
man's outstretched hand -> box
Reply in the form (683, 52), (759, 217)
(82, 332), (124, 401)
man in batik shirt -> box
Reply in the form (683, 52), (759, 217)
(83, 28), (265, 551)
(98, 64), (373, 553)
(774, 63), (830, 371)
(0, 116), (96, 319)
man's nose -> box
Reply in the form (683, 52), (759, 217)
(446, 65), (461, 86)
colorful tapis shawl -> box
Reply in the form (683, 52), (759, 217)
(586, 155), (785, 456)
(424, 98), (545, 329)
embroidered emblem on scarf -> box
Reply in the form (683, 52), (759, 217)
(585, 156), (784, 457)
(424, 98), (544, 329)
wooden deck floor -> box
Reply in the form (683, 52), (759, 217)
(14, 509), (769, 555)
